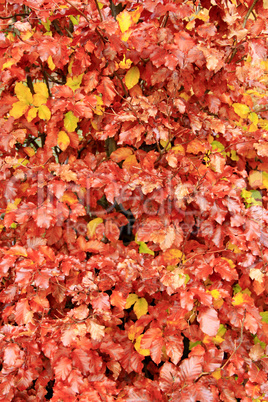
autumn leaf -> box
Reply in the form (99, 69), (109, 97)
(137, 241), (154, 256)
(66, 74), (84, 91)
(197, 307), (220, 336)
(87, 218), (103, 238)
(125, 67), (140, 89)
(64, 111), (79, 132)
(125, 293), (139, 309)
(232, 103), (250, 118)
(133, 297), (148, 319)
(58, 131), (70, 151)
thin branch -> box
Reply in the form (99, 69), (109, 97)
(94, 0), (103, 22)
(221, 309), (246, 370)
(0, 13), (29, 20)
(64, 0), (90, 23)
(243, 0), (259, 28)
(114, 72), (128, 97)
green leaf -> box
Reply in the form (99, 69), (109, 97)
(233, 283), (242, 295)
(64, 111), (79, 132)
(189, 341), (201, 350)
(260, 311), (268, 324)
(133, 297), (148, 319)
(70, 15), (79, 25)
(211, 140), (225, 153)
(137, 241), (154, 256)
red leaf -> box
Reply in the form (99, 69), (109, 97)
(197, 307), (220, 337)
(54, 357), (72, 381)
(179, 356), (203, 382)
(174, 32), (195, 53)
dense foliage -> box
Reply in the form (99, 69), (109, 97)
(0, 0), (268, 400)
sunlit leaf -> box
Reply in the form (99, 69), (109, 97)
(133, 297), (148, 319)
(26, 107), (38, 122)
(232, 103), (250, 118)
(66, 74), (84, 91)
(134, 335), (150, 356)
(57, 131), (70, 151)
(47, 55), (55, 70)
(117, 10), (132, 33)
(125, 66), (140, 89)
(87, 218), (103, 238)
(38, 104), (51, 120)
(10, 101), (29, 118)
(125, 293), (139, 309)
(64, 111), (79, 132)
(14, 82), (33, 104)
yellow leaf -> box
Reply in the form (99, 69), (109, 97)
(249, 170), (268, 189)
(26, 107), (38, 122)
(232, 103), (250, 118)
(33, 94), (47, 107)
(2, 59), (16, 70)
(134, 335), (150, 356)
(227, 242), (241, 254)
(119, 55), (132, 69)
(66, 74), (84, 91)
(61, 191), (78, 205)
(232, 292), (247, 306)
(163, 249), (185, 265)
(213, 335), (225, 344)
(249, 112), (258, 125)
(125, 293), (139, 309)
(172, 145), (185, 155)
(57, 131), (70, 151)
(160, 140), (172, 150)
(48, 55), (55, 70)
(121, 30), (132, 42)
(38, 104), (51, 120)
(248, 123), (257, 132)
(133, 297), (148, 319)
(87, 218), (103, 238)
(117, 10), (132, 33)
(125, 66), (140, 90)
(264, 0), (268, 8)
(210, 289), (221, 300)
(10, 101), (29, 119)
(94, 95), (104, 115)
(64, 111), (79, 132)
(212, 369), (221, 380)
(14, 82), (33, 104)
(34, 82), (49, 98)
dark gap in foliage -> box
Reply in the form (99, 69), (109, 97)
(45, 380), (55, 400)
(181, 335), (190, 360)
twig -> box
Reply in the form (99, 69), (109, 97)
(243, 0), (259, 28)
(114, 72), (128, 97)
(221, 309), (246, 370)
(94, 0), (103, 22)
(65, 0), (90, 23)
(0, 13), (29, 20)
